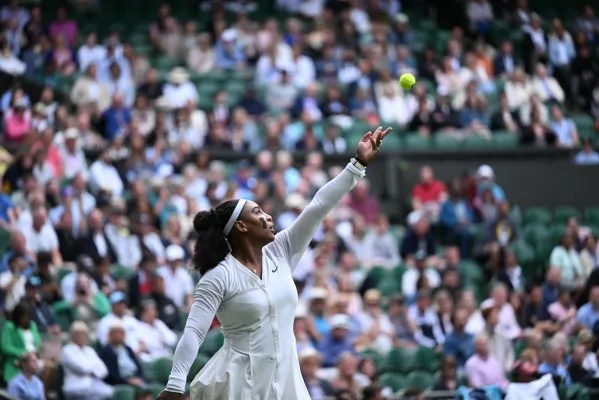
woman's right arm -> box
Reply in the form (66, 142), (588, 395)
(163, 267), (228, 394)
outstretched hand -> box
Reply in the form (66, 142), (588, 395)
(355, 126), (393, 165)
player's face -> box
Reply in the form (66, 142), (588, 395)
(236, 201), (275, 245)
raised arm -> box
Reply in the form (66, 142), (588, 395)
(272, 127), (392, 270)
(160, 267), (228, 398)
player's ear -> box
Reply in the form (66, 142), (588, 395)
(234, 220), (248, 233)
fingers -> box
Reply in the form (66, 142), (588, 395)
(361, 131), (373, 141)
(369, 136), (377, 150)
(380, 127), (393, 139)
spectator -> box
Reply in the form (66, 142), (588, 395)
(135, 300), (177, 362)
(362, 214), (401, 268)
(62, 321), (113, 400)
(96, 291), (144, 353)
(329, 352), (369, 397)
(1, 303), (41, 383)
(187, 32), (215, 75)
(481, 283), (522, 339)
(569, 344), (593, 384)
(496, 251), (527, 294)
(531, 63), (565, 104)
(574, 138), (599, 165)
(317, 314), (354, 368)
(464, 333), (509, 390)
(7, 352), (44, 400)
(157, 244), (194, 312)
(482, 306), (514, 373)
(549, 106), (579, 148)
(78, 33), (106, 72)
(299, 348), (335, 398)
(401, 214), (437, 261)
(550, 233), (584, 289)
(402, 250), (441, 299)
(387, 295), (417, 348)
(548, 288), (578, 335)
(265, 69), (298, 113)
(149, 274), (181, 331)
(433, 356), (459, 391)
(89, 149), (124, 197)
(355, 290), (394, 355)
(49, 6), (77, 46)
(0, 254), (27, 313)
(162, 67), (199, 110)
(538, 339), (572, 386)
(348, 180), (380, 224)
(408, 290), (445, 348)
(490, 93), (520, 133)
(580, 233), (599, 274)
(443, 308), (475, 367)
(22, 275), (59, 335)
(548, 19), (575, 96)
(523, 14), (548, 73)
(439, 180), (474, 258)
(577, 285), (599, 330)
(411, 166), (447, 221)
(214, 29), (245, 70)
(98, 321), (145, 388)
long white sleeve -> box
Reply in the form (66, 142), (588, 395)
(165, 266), (228, 393)
(270, 162), (365, 270)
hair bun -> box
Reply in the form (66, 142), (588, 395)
(193, 210), (219, 233)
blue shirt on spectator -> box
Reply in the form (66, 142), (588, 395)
(102, 106), (132, 141)
(550, 118), (577, 147)
(0, 193), (14, 223)
(477, 182), (506, 202)
(439, 199), (474, 229)
(575, 150), (599, 165)
(443, 331), (475, 366)
(317, 334), (354, 368)
(541, 282), (560, 311)
(0, 251), (35, 276)
(214, 42), (244, 70)
(577, 303), (599, 330)
(1, 90), (30, 112)
(7, 373), (45, 400)
(538, 362), (572, 386)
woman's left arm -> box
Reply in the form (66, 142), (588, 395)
(273, 127), (392, 270)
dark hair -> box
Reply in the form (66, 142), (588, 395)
(192, 200), (240, 275)
(12, 302), (31, 327)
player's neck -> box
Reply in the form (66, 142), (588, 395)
(231, 242), (263, 269)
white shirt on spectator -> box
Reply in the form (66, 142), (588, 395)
(505, 81), (534, 111)
(531, 76), (565, 103)
(62, 342), (113, 398)
(89, 160), (124, 197)
(291, 55), (316, 89)
(163, 82), (199, 109)
(298, 0), (324, 18)
(481, 299), (521, 339)
(407, 305), (446, 348)
(157, 266), (194, 309)
(401, 267), (441, 298)
(78, 45), (107, 72)
(349, 7), (371, 34)
(104, 224), (142, 269)
(22, 224), (59, 254)
(356, 311), (395, 354)
(378, 95), (410, 126)
(363, 231), (401, 268)
(550, 118), (577, 147)
(465, 310), (486, 335)
(59, 147), (88, 180)
(135, 319), (178, 362)
(97, 312), (143, 350)
(0, 270), (25, 312)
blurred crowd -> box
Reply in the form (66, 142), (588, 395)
(0, 0), (597, 399)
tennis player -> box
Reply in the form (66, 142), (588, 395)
(158, 126), (392, 400)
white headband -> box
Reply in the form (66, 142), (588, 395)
(223, 199), (247, 236)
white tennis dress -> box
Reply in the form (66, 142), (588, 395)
(165, 162), (366, 400)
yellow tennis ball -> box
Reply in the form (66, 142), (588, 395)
(399, 73), (416, 89)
